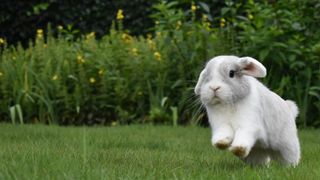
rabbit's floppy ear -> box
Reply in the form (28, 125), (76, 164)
(239, 57), (267, 78)
(195, 69), (207, 95)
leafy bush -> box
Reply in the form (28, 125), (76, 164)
(0, 2), (227, 125)
(0, 0), (224, 47)
(220, 0), (320, 127)
(0, 0), (319, 128)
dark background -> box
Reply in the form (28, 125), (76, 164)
(0, 0), (223, 47)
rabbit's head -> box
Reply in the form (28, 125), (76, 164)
(195, 55), (266, 106)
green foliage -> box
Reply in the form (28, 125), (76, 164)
(0, 1), (226, 125)
(150, 1), (231, 125)
(0, 0), (319, 127)
(1, 124), (320, 179)
(219, 0), (320, 127)
(0, 0), (226, 47)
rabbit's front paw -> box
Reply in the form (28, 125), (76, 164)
(213, 137), (232, 150)
(229, 146), (249, 158)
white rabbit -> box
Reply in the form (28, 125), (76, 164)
(195, 55), (300, 166)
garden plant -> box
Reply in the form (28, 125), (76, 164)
(0, 1), (319, 127)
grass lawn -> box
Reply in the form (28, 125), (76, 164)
(0, 124), (319, 179)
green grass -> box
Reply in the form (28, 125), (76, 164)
(0, 124), (319, 179)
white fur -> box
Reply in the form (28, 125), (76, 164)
(195, 55), (300, 166)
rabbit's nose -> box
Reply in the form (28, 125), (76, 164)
(210, 86), (221, 92)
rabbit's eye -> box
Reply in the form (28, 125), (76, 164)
(229, 70), (235, 78)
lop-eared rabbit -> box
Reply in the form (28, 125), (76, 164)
(195, 55), (300, 166)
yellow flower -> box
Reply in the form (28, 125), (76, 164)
(52, 74), (58, 81)
(37, 29), (43, 38)
(0, 72), (3, 77)
(201, 14), (211, 30)
(121, 33), (132, 43)
(176, 21), (182, 30)
(37, 29), (43, 34)
(154, 52), (161, 61)
(191, 2), (197, 13)
(98, 69), (104, 75)
(89, 77), (96, 84)
(77, 54), (85, 64)
(0, 38), (5, 45)
(131, 48), (138, 56)
(86, 32), (96, 39)
(57, 25), (63, 31)
(147, 33), (152, 40)
(148, 39), (156, 50)
(220, 18), (226, 28)
(117, 9), (124, 20)
(202, 14), (208, 21)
